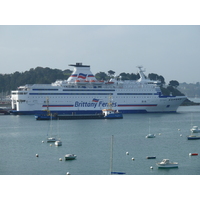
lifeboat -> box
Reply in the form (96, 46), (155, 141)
(105, 81), (114, 84)
(89, 80), (104, 84)
(75, 80), (87, 85)
(99, 80), (104, 83)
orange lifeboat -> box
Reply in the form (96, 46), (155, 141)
(75, 80), (87, 85)
(90, 80), (104, 84)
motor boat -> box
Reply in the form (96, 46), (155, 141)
(190, 126), (200, 133)
(47, 137), (57, 142)
(146, 134), (156, 138)
(102, 109), (123, 119)
(187, 135), (200, 140)
(156, 159), (178, 168)
(102, 95), (123, 119)
(65, 154), (77, 160)
(55, 140), (62, 146)
(187, 126), (200, 139)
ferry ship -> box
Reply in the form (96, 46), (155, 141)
(10, 63), (186, 115)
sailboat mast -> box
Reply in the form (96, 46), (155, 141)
(191, 113), (193, 128)
(108, 94), (113, 110)
(149, 118), (151, 134)
(109, 135), (126, 175)
(110, 135), (114, 174)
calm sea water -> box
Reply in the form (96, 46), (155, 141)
(1, 105), (200, 175)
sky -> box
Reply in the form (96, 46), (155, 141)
(0, 25), (199, 84)
(0, 0), (200, 84)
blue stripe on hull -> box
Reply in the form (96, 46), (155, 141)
(10, 109), (176, 115)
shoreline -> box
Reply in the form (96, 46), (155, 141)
(181, 98), (200, 106)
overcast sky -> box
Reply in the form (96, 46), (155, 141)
(0, 25), (199, 84)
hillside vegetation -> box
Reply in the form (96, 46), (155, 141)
(0, 66), (185, 98)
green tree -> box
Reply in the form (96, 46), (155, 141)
(169, 80), (179, 88)
(108, 70), (115, 77)
(167, 86), (184, 96)
(119, 72), (139, 80)
(148, 73), (165, 85)
(119, 72), (128, 80)
(95, 72), (109, 80)
(0, 66), (186, 98)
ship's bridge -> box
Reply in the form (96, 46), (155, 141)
(17, 85), (31, 91)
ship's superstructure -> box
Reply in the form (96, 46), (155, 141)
(10, 63), (186, 115)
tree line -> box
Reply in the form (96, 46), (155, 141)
(0, 66), (183, 96)
(179, 82), (200, 98)
(0, 67), (72, 94)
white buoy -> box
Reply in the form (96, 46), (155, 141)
(59, 158), (62, 161)
(159, 133), (161, 135)
(50, 144), (52, 146)
(150, 166), (153, 169)
(66, 172), (70, 175)
(42, 141), (44, 143)
(178, 129), (181, 131)
(126, 152), (129, 155)
(36, 154), (39, 157)
(180, 134), (182, 137)
(132, 157), (135, 160)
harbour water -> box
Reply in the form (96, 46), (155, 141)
(1, 105), (200, 175)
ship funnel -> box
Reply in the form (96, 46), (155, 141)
(67, 63), (97, 82)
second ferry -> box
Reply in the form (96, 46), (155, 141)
(10, 63), (186, 115)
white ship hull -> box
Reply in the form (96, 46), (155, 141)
(10, 63), (186, 115)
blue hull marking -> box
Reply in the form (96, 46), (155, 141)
(10, 109), (176, 115)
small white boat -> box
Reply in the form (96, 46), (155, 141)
(145, 118), (155, 138)
(55, 140), (62, 146)
(47, 137), (57, 142)
(188, 125), (200, 139)
(190, 126), (200, 133)
(46, 110), (57, 142)
(156, 159), (178, 168)
(65, 154), (77, 160)
(146, 134), (156, 138)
